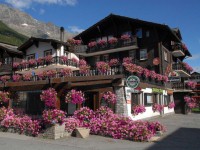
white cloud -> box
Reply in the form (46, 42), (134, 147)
(192, 66), (200, 73)
(5, 0), (77, 9)
(68, 26), (84, 33)
(39, 8), (45, 15)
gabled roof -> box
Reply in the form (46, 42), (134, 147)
(18, 37), (68, 51)
(0, 42), (22, 55)
(74, 13), (181, 42)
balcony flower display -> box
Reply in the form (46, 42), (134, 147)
(102, 91), (117, 104)
(97, 40), (107, 47)
(123, 63), (137, 73)
(132, 104), (146, 115)
(67, 39), (81, 45)
(162, 75), (169, 82)
(79, 65), (90, 75)
(136, 66), (144, 76)
(108, 37), (118, 45)
(156, 74), (163, 81)
(37, 72), (46, 80)
(184, 96), (198, 109)
(150, 71), (157, 80)
(28, 59), (36, 66)
(71, 57), (79, 64)
(12, 74), (21, 82)
(22, 73), (32, 81)
(88, 41), (97, 48)
(152, 103), (164, 113)
(123, 57), (132, 64)
(65, 89), (85, 104)
(36, 57), (44, 65)
(40, 88), (57, 109)
(0, 75), (10, 83)
(143, 68), (150, 78)
(45, 70), (57, 78)
(168, 102), (175, 109)
(109, 58), (119, 67)
(183, 62), (193, 72)
(42, 109), (66, 125)
(186, 81), (197, 89)
(0, 91), (10, 104)
(79, 59), (87, 66)
(121, 34), (131, 40)
(13, 62), (20, 69)
(20, 60), (28, 68)
(44, 55), (53, 63)
(96, 61), (110, 73)
(60, 56), (68, 63)
(60, 68), (72, 76)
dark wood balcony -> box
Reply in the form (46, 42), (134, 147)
(172, 44), (185, 57)
(172, 63), (191, 77)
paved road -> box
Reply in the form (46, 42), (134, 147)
(0, 113), (200, 150)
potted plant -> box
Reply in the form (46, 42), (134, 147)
(65, 89), (85, 104)
(132, 104), (146, 115)
(108, 37), (118, 48)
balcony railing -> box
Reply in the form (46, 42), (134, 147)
(172, 82), (193, 91)
(87, 38), (137, 53)
(172, 63), (191, 77)
(172, 43), (185, 57)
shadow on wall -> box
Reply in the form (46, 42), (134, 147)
(146, 128), (200, 150)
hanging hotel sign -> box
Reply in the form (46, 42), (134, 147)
(126, 75), (140, 89)
(152, 88), (163, 94)
(168, 71), (181, 82)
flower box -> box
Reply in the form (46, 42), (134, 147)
(76, 127), (90, 138)
(43, 124), (65, 139)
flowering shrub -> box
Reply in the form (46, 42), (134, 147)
(42, 109), (66, 125)
(79, 65), (90, 75)
(102, 91), (117, 104)
(0, 107), (9, 121)
(168, 102), (175, 109)
(186, 81), (197, 89)
(96, 61), (110, 73)
(79, 59), (87, 66)
(109, 58), (119, 67)
(60, 68), (72, 76)
(183, 62), (193, 72)
(152, 103), (164, 113)
(184, 96), (199, 108)
(0, 75), (10, 83)
(60, 56), (68, 63)
(0, 91), (10, 104)
(65, 89), (85, 104)
(88, 41), (97, 48)
(12, 74), (21, 82)
(132, 105), (146, 115)
(108, 37), (118, 44)
(13, 62), (20, 69)
(22, 73), (32, 81)
(44, 55), (53, 63)
(40, 88), (57, 108)
(121, 34), (131, 40)
(65, 117), (80, 132)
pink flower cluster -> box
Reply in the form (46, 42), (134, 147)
(102, 91), (117, 104)
(64, 117), (80, 132)
(184, 96), (199, 108)
(152, 103), (164, 113)
(79, 59), (87, 66)
(0, 91), (10, 104)
(12, 74), (21, 82)
(183, 62), (193, 72)
(109, 59), (119, 67)
(0, 108), (41, 136)
(40, 88), (57, 108)
(44, 55), (53, 63)
(67, 39), (82, 45)
(0, 75), (10, 83)
(73, 106), (166, 141)
(37, 70), (56, 80)
(42, 109), (66, 125)
(79, 65), (90, 74)
(123, 57), (133, 64)
(97, 40), (107, 46)
(60, 56), (68, 63)
(108, 37), (118, 44)
(88, 41), (97, 48)
(121, 34), (131, 40)
(96, 61), (110, 73)
(13, 62), (20, 69)
(28, 59), (36, 66)
(65, 89), (85, 104)
(186, 81), (197, 89)
(132, 105), (146, 115)
(60, 68), (72, 76)
(168, 102), (175, 109)
(22, 73), (32, 81)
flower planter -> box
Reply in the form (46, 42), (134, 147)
(43, 124), (65, 139)
(76, 127), (90, 138)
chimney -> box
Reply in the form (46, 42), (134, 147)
(60, 27), (65, 42)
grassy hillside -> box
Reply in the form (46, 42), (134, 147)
(0, 21), (28, 46)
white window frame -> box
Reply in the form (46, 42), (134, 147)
(140, 49), (147, 60)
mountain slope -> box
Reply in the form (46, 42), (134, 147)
(0, 4), (73, 41)
(0, 20), (28, 46)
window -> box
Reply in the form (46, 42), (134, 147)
(103, 55), (109, 62)
(164, 95), (170, 106)
(95, 56), (100, 62)
(4, 57), (12, 64)
(131, 93), (141, 113)
(26, 54), (35, 60)
(164, 50), (168, 61)
(44, 49), (52, 57)
(140, 49), (147, 60)
(136, 28), (142, 38)
(129, 50), (135, 60)
(144, 93), (153, 106)
(146, 31), (150, 37)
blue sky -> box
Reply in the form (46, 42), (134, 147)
(1, 0), (200, 72)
